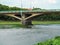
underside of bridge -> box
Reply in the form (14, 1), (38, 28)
(3, 13), (43, 26)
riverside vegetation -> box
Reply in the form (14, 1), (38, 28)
(0, 21), (60, 28)
(35, 36), (60, 45)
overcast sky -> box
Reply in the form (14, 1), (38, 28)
(0, 0), (60, 9)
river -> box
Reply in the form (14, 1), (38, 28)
(0, 24), (60, 45)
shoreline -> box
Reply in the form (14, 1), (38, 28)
(0, 21), (60, 25)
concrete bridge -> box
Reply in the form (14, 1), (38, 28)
(0, 10), (60, 25)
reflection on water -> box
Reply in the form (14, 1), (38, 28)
(0, 24), (60, 45)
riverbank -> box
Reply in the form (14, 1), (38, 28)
(32, 21), (60, 25)
(0, 21), (60, 25)
(0, 21), (60, 28)
(35, 36), (60, 45)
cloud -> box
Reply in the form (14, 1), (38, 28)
(0, 0), (59, 9)
(48, 0), (57, 4)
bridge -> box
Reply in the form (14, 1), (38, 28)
(0, 10), (60, 25)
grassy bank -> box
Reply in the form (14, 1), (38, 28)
(0, 21), (60, 28)
(32, 21), (60, 25)
(35, 36), (60, 45)
(0, 21), (60, 25)
(0, 21), (22, 28)
(0, 21), (21, 24)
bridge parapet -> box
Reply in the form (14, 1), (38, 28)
(0, 10), (60, 14)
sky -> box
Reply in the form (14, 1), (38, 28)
(0, 0), (60, 9)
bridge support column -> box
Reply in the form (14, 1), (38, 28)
(22, 19), (32, 25)
(21, 14), (32, 26)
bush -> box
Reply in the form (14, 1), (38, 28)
(35, 36), (60, 45)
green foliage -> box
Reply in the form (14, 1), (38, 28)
(0, 4), (9, 11)
(33, 13), (60, 21)
(35, 36), (60, 45)
(32, 8), (41, 10)
(0, 4), (28, 11)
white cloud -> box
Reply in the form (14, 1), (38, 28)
(0, 0), (59, 9)
(48, 0), (57, 4)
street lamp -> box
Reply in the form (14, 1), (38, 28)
(20, 0), (22, 16)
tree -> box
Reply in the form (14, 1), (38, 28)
(32, 8), (41, 10)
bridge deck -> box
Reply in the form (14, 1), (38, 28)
(0, 10), (60, 14)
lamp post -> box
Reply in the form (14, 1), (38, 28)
(21, 0), (22, 16)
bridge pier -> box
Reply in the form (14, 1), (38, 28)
(21, 14), (32, 26)
(22, 19), (32, 25)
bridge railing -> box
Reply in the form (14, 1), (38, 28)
(0, 10), (60, 13)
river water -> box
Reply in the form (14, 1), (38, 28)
(0, 24), (60, 45)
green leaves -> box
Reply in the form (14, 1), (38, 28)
(0, 4), (28, 11)
(36, 36), (60, 45)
